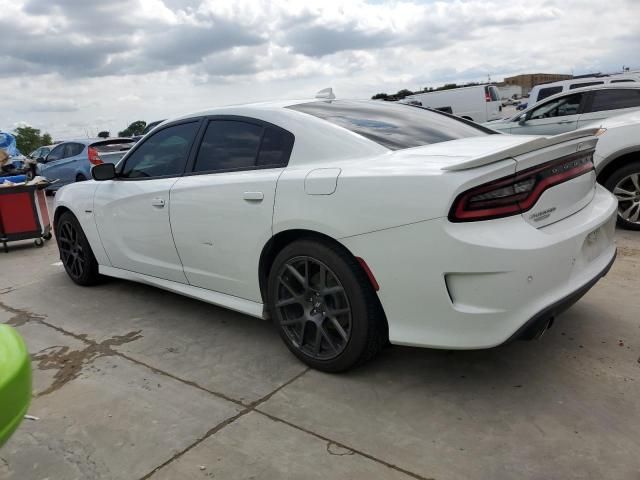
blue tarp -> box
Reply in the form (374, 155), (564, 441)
(0, 132), (21, 157)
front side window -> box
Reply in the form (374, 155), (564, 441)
(537, 86), (563, 101)
(529, 93), (583, 120)
(46, 144), (65, 162)
(588, 89), (640, 113)
(193, 120), (294, 173)
(120, 122), (199, 179)
(288, 100), (488, 150)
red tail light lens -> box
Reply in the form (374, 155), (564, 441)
(449, 151), (594, 222)
(485, 93), (491, 102)
(88, 146), (103, 165)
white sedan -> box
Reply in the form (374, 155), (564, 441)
(53, 96), (618, 371)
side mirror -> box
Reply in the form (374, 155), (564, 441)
(92, 163), (116, 181)
(36, 157), (46, 164)
(518, 114), (528, 125)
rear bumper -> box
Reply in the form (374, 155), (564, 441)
(341, 185), (618, 349)
(506, 249), (616, 342)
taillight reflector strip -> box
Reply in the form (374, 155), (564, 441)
(449, 151), (594, 222)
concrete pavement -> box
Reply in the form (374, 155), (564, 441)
(0, 207), (638, 479)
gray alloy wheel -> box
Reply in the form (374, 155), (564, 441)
(274, 256), (353, 361)
(613, 172), (640, 225)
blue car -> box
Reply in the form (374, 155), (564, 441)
(37, 138), (135, 192)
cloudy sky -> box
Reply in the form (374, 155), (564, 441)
(1, 0), (638, 139)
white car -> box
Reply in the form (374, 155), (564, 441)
(485, 85), (640, 136)
(587, 110), (640, 229)
(528, 73), (640, 106)
(53, 96), (617, 372)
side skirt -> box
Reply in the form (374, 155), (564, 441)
(99, 265), (266, 319)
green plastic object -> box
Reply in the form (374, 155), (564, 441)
(0, 324), (32, 447)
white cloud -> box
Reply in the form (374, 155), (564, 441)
(0, 0), (638, 138)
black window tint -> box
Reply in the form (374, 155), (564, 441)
(529, 93), (583, 120)
(288, 100), (487, 150)
(611, 79), (636, 83)
(537, 86), (563, 101)
(194, 121), (262, 172)
(121, 122), (199, 179)
(569, 81), (604, 90)
(46, 144), (65, 161)
(256, 127), (294, 167)
(589, 89), (640, 112)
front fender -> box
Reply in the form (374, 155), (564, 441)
(54, 182), (111, 266)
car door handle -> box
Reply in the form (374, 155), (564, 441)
(243, 191), (264, 202)
(151, 198), (166, 207)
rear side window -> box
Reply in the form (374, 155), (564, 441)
(537, 86), (563, 101)
(485, 86), (500, 101)
(63, 143), (84, 158)
(193, 120), (294, 173)
(288, 100), (487, 150)
(588, 89), (640, 112)
(611, 79), (636, 83)
(569, 81), (604, 90)
(257, 127), (295, 167)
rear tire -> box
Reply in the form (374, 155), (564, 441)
(55, 211), (102, 285)
(603, 160), (640, 231)
(267, 239), (386, 372)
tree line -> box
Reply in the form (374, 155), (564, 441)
(372, 82), (483, 101)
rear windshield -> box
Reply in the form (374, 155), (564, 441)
(92, 139), (136, 153)
(287, 100), (488, 150)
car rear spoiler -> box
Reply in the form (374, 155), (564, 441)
(441, 128), (602, 172)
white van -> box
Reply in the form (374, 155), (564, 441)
(403, 85), (503, 123)
(528, 74), (640, 106)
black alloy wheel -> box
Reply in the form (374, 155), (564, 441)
(275, 256), (353, 361)
(56, 211), (101, 285)
(268, 239), (386, 372)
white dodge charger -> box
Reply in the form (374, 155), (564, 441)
(53, 95), (618, 371)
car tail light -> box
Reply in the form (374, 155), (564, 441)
(449, 151), (594, 222)
(88, 146), (103, 165)
(485, 93), (491, 102)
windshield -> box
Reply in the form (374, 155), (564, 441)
(287, 100), (489, 150)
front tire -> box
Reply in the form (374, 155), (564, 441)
(55, 211), (102, 285)
(267, 239), (386, 372)
(603, 160), (640, 230)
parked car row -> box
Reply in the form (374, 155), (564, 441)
(34, 138), (135, 192)
(53, 92), (617, 371)
(484, 84), (640, 230)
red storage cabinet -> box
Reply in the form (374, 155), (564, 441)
(0, 185), (52, 252)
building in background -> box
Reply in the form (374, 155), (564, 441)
(503, 73), (572, 95)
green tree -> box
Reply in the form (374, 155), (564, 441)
(98, 131), (110, 138)
(13, 126), (42, 155)
(371, 93), (389, 100)
(41, 133), (52, 145)
(118, 120), (146, 137)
